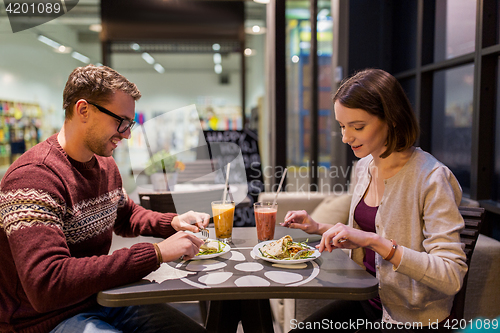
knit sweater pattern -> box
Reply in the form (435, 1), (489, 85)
(0, 134), (176, 333)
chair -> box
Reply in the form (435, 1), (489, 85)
(452, 206), (485, 320)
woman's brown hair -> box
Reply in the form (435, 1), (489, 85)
(62, 65), (141, 119)
(333, 68), (419, 158)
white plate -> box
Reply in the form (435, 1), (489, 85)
(253, 240), (321, 264)
(189, 240), (231, 260)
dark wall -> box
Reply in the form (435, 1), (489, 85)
(344, 0), (419, 167)
(347, 0), (393, 75)
(347, 0), (418, 75)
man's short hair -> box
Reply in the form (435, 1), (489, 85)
(62, 65), (141, 119)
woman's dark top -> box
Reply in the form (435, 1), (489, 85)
(354, 198), (382, 310)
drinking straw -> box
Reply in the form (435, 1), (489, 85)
(222, 163), (231, 204)
(272, 168), (287, 209)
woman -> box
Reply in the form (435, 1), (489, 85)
(283, 69), (467, 332)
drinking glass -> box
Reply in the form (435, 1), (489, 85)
(211, 200), (235, 243)
(254, 202), (277, 242)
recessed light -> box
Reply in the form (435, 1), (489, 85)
(213, 53), (222, 64)
(244, 48), (256, 56)
(154, 63), (165, 74)
(37, 35), (61, 49)
(71, 51), (90, 64)
(141, 52), (155, 65)
(55, 45), (72, 54)
(214, 64), (222, 74)
(89, 24), (102, 32)
(245, 26), (267, 35)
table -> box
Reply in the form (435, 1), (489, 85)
(98, 227), (379, 332)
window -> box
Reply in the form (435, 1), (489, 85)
(434, 0), (476, 61)
(399, 78), (417, 110)
(286, 1), (333, 191)
(432, 64), (474, 192)
(494, 57), (500, 201)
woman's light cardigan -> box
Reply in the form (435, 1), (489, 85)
(349, 148), (467, 325)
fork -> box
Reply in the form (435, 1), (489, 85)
(292, 249), (310, 260)
(189, 220), (209, 239)
(200, 227), (209, 239)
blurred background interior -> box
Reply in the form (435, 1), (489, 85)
(1, 0), (499, 251)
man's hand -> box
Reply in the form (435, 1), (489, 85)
(171, 210), (210, 233)
(157, 232), (204, 262)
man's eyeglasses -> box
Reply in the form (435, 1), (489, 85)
(86, 101), (136, 133)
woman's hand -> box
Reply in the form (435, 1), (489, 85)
(171, 211), (210, 233)
(318, 223), (374, 252)
(281, 210), (324, 234)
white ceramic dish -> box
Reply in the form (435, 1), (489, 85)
(252, 240), (321, 264)
(190, 240), (231, 260)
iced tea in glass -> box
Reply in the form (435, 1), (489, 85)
(254, 202), (277, 242)
(211, 200), (235, 243)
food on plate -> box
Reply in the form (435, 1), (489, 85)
(197, 240), (225, 256)
(259, 235), (314, 260)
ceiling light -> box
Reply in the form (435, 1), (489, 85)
(154, 63), (165, 74)
(71, 51), (90, 63)
(244, 48), (256, 56)
(212, 43), (221, 51)
(55, 45), (72, 54)
(141, 52), (155, 65)
(292, 55), (300, 63)
(253, 0), (270, 4)
(37, 35), (61, 49)
(213, 53), (222, 64)
(130, 43), (140, 51)
(1, 73), (14, 84)
(89, 24), (102, 32)
(214, 64), (222, 74)
(245, 26), (267, 35)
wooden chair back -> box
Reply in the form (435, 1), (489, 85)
(452, 206), (485, 320)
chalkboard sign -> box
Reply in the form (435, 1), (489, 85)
(203, 129), (264, 227)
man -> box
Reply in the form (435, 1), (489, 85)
(0, 65), (208, 332)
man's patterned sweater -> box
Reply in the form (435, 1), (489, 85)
(0, 134), (176, 333)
